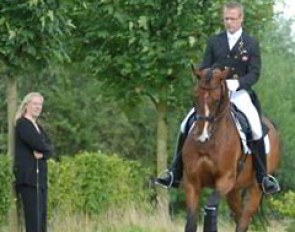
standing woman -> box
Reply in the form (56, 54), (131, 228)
(14, 92), (53, 232)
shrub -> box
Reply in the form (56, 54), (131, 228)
(0, 155), (12, 224)
(268, 191), (295, 217)
(48, 151), (152, 216)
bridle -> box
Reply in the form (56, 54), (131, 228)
(196, 75), (229, 124)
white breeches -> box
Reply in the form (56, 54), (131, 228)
(180, 90), (262, 140)
(229, 90), (262, 140)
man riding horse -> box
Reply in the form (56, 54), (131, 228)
(154, 2), (280, 195)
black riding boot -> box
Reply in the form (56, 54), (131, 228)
(252, 138), (280, 195)
(154, 132), (186, 188)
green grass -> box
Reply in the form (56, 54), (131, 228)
(1, 206), (293, 232)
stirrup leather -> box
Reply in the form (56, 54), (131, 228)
(261, 175), (280, 195)
(155, 169), (174, 189)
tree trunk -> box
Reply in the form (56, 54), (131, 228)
(155, 98), (169, 214)
(7, 74), (17, 157)
(6, 74), (21, 232)
(156, 100), (168, 177)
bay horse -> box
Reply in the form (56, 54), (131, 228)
(182, 66), (280, 232)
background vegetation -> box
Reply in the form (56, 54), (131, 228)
(1, 0), (295, 231)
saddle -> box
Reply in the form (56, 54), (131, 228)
(231, 104), (269, 141)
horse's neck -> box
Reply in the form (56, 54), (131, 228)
(213, 101), (234, 133)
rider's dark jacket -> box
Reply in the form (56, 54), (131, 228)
(200, 31), (261, 92)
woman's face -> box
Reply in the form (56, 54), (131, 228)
(25, 96), (44, 119)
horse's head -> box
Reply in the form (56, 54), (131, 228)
(191, 65), (230, 142)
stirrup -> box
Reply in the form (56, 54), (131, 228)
(261, 175), (280, 195)
(154, 169), (174, 189)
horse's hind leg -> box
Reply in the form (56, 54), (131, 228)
(226, 189), (242, 223)
(184, 183), (199, 232)
(236, 185), (262, 232)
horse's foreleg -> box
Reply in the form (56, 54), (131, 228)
(203, 190), (220, 232)
(226, 189), (242, 223)
(236, 185), (262, 232)
(185, 183), (199, 232)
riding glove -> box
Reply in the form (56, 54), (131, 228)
(226, 79), (239, 91)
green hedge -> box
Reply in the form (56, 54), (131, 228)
(0, 152), (152, 223)
(48, 152), (152, 216)
(269, 191), (295, 217)
(0, 155), (12, 224)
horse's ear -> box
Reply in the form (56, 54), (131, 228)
(191, 64), (203, 79)
(221, 67), (230, 79)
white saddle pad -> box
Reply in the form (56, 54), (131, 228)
(231, 112), (270, 154)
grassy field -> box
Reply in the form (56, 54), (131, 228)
(1, 207), (292, 232)
(48, 209), (292, 232)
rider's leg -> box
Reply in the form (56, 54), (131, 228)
(251, 138), (280, 194)
(154, 132), (185, 188)
(230, 90), (280, 195)
(154, 108), (195, 189)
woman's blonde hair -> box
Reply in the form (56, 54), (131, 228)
(15, 92), (44, 122)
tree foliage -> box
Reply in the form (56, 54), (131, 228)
(257, 16), (295, 189)
(0, 0), (71, 73)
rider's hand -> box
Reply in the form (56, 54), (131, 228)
(226, 79), (239, 91)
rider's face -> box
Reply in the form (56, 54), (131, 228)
(223, 8), (243, 34)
